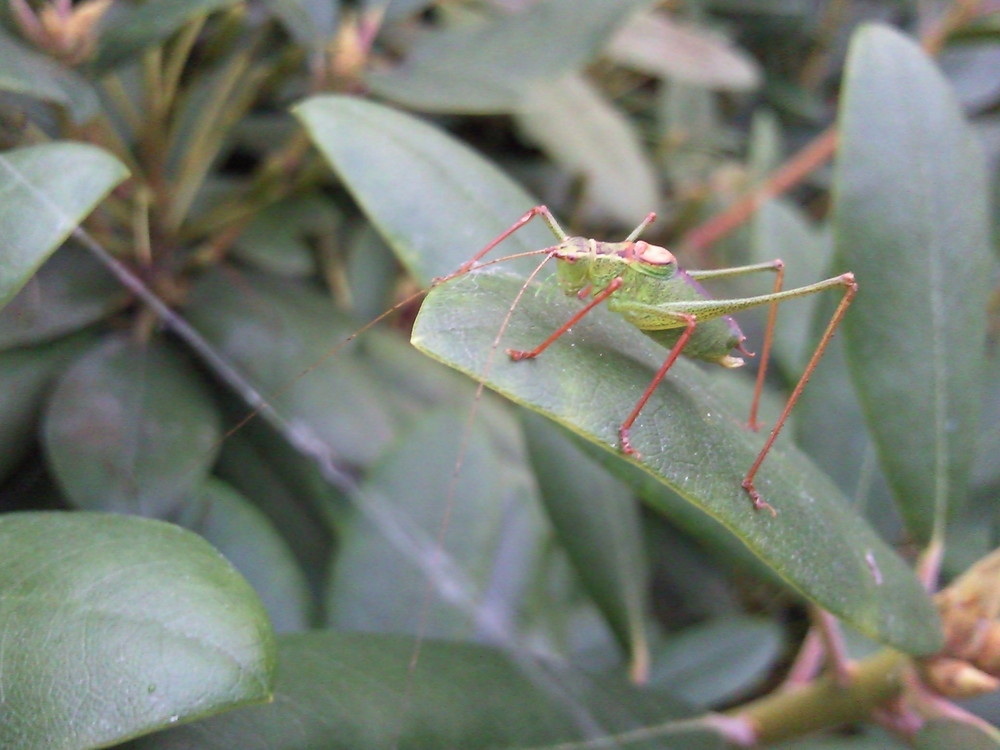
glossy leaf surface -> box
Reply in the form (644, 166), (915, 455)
(182, 478), (313, 632)
(295, 95), (552, 284)
(367, 0), (659, 113)
(326, 407), (546, 640)
(43, 334), (221, 517)
(296, 92), (941, 656)
(515, 73), (659, 224)
(522, 412), (651, 679)
(0, 512), (275, 750)
(834, 25), (993, 542)
(0, 143), (127, 310)
(126, 631), (720, 750)
(412, 271), (940, 655)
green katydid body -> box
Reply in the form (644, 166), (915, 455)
(451, 205), (857, 513)
(550, 236), (747, 368)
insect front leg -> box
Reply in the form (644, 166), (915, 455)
(506, 278), (624, 361)
(433, 205), (569, 284)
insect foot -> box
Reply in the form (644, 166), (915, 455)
(506, 348), (536, 361)
(742, 479), (778, 517)
(618, 426), (640, 459)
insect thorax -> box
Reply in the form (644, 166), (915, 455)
(554, 238), (676, 297)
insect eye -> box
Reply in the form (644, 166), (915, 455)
(635, 243), (675, 266)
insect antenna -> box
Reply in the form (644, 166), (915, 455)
(180, 245), (560, 472)
(395, 246), (560, 738)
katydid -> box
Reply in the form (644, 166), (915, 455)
(439, 205), (857, 516)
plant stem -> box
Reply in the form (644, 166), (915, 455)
(679, 127), (838, 264)
(730, 648), (910, 744)
(678, 0), (984, 262)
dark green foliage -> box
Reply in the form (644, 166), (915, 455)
(1, 2), (998, 748)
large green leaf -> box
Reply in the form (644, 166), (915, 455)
(125, 631), (721, 750)
(0, 512), (275, 750)
(181, 478), (314, 632)
(43, 334), (222, 517)
(262, 0), (339, 51)
(412, 271), (940, 655)
(521, 412), (651, 680)
(0, 143), (128, 310)
(514, 73), (659, 224)
(0, 244), (129, 350)
(649, 616), (783, 708)
(833, 25), (993, 542)
(367, 0), (659, 113)
(294, 95), (553, 284)
(605, 11), (761, 91)
(915, 719), (1000, 749)
(0, 26), (99, 121)
(294, 93), (940, 655)
(93, 0), (240, 71)
(184, 269), (398, 467)
(326, 406), (546, 640)
(0, 333), (95, 484)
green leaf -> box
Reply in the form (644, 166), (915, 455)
(656, 82), (734, 209)
(326, 406), (547, 640)
(231, 194), (335, 277)
(367, 0), (660, 113)
(93, 0), (240, 71)
(0, 244), (129, 350)
(514, 73), (659, 225)
(521, 412), (651, 680)
(182, 478), (314, 632)
(213, 427), (337, 594)
(792, 274), (903, 541)
(412, 271), (941, 655)
(0, 143), (128, 310)
(833, 25), (993, 542)
(0, 26), (99, 121)
(586, 439), (786, 590)
(344, 223), (401, 320)
(262, 0), (339, 51)
(125, 631), (721, 750)
(0, 333), (95, 484)
(749, 199), (832, 376)
(43, 334), (222, 517)
(185, 269), (398, 466)
(915, 719), (1000, 750)
(0, 511), (275, 750)
(649, 616), (783, 708)
(377, 0), (437, 21)
(769, 727), (911, 749)
(300, 92), (939, 656)
(294, 95), (553, 284)
(606, 11), (761, 91)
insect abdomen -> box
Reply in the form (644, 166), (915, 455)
(645, 319), (743, 365)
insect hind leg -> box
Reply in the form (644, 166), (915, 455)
(618, 314), (696, 458)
